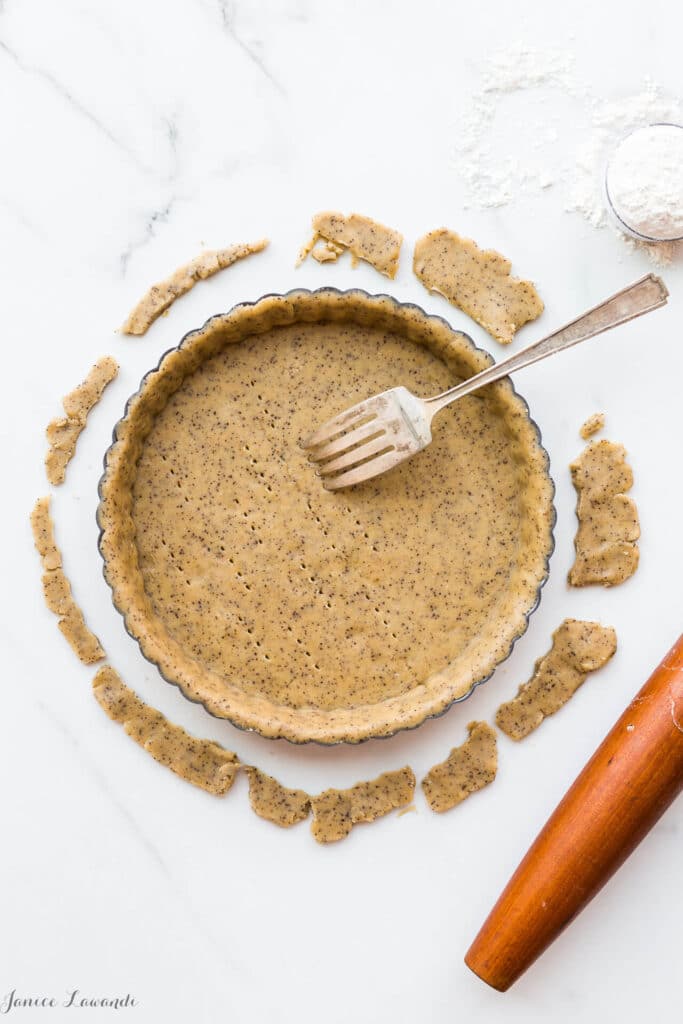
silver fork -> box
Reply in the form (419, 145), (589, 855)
(303, 274), (668, 490)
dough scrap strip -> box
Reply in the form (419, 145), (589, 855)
(579, 412), (605, 440)
(120, 240), (269, 336)
(310, 767), (415, 843)
(93, 666), (240, 795)
(244, 766), (311, 827)
(45, 356), (119, 485)
(297, 211), (402, 279)
(569, 439), (639, 587)
(495, 618), (617, 740)
(31, 496), (105, 665)
(413, 228), (543, 344)
(422, 721), (497, 812)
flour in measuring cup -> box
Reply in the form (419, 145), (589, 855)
(606, 124), (683, 241)
(453, 47), (683, 264)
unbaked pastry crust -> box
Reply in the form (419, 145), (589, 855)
(98, 290), (555, 744)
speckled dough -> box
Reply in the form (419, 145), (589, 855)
(30, 496), (62, 571)
(31, 497), (105, 665)
(93, 666), (240, 795)
(45, 356), (118, 485)
(580, 412), (605, 440)
(244, 767), (311, 827)
(310, 767), (415, 843)
(58, 610), (106, 665)
(98, 291), (554, 744)
(495, 619), (617, 740)
(422, 721), (497, 813)
(42, 567), (75, 615)
(297, 212), (402, 278)
(121, 241), (269, 336)
(311, 239), (345, 264)
(413, 229), (544, 344)
(569, 440), (640, 587)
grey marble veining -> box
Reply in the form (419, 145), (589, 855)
(2, 1), (681, 1021)
(0, 38), (151, 173)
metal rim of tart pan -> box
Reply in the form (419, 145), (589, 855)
(97, 288), (556, 745)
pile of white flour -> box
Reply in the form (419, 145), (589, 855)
(452, 44), (683, 264)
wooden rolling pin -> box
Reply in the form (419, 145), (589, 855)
(465, 633), (683, 991)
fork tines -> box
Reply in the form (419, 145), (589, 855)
(302, 398), (398, 490)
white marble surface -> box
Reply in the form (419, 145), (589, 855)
(2, 1), (682, 1021)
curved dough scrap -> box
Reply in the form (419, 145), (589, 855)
(422, 721), (497, 813)
(413, 228), (544, 344)
(311, 239), (345, 264)
(297, 212), (402, 279)
(579, 412), (605, 440)
(120, 240), (269, 336)
(244, 766), (311, 827)
(45, 356), (119, 485)
(31, 497), (105, 665)
(569, 440), (640, 587)
(92, 666), (240, 795)
(495, 618), (617, 741)
(310, 766), (415, 844)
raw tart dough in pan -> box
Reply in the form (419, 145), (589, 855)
(98, 289), (554, 744)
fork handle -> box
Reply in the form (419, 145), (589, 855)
(426, 274), (668, 415)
